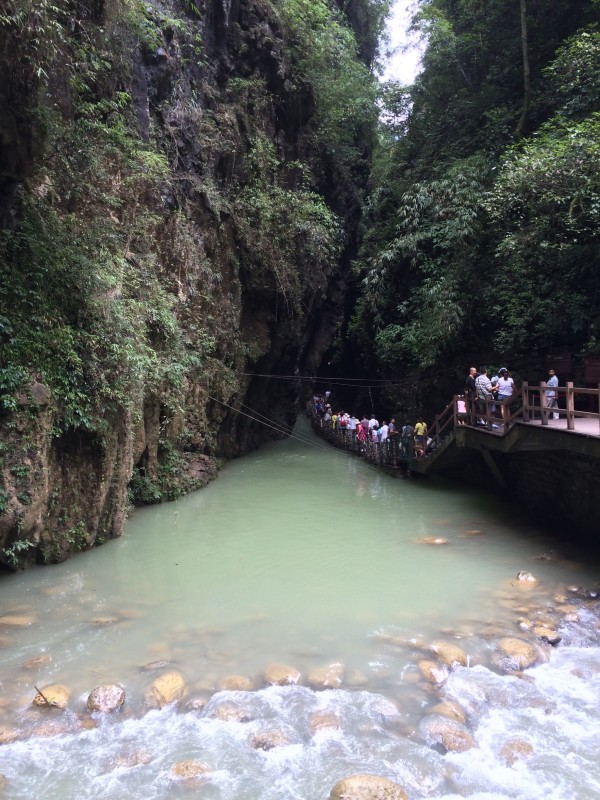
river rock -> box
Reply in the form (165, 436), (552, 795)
(218, 674), (254, 691)
(308, 663), (344, 689)
(430, 641), (468, 667)
(23, 654), (52, 670)
(427, 700), (466, 725)
(532, 626), (561, 645)
(87, 684), (126, 713)
(418, 660), (448, 685)
(114, 751), (153, 768)
(0, 615), (35, 627)
(185, 695), (210, 712)
(496, 638), (538, 671)
(310, 711), (341, 732)
(556, 603), (578, 614)
(145, 671), (186, 708)
(32, 684), (70, 709)
(263, 663), (301, 686)
(0, 726), (19, 744)
(500, 738), (534, 766)
(170, 760), (209, 784)
(345, 669), (369, 687)
(140, 660), (170, 672)
(515, 571), (538, 583)
(210, 702), (254, 723)
(249, 730), (290, 750)
(328, 774), (408, 800)
(418, 714), (477, 753)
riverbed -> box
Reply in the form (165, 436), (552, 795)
(0, 417), (599, 799)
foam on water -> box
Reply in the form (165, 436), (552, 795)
(1, 644), (600, 800)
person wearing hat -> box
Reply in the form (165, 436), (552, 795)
(497, 368), (515, 423)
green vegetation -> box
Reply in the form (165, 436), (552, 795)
(348, 0), (600, 393)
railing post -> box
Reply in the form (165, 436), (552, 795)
(453, 396), (458, 428)
(522, 382), (529, 422)
(540, 381), (548, 425)
(566, 382), (575, 430)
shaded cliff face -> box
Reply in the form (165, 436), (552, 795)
(0, 0), (377, 567)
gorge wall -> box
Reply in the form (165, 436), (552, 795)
(0, 0), (379, 568)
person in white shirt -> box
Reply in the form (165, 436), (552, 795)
(368, 415), (379, 430)
(546, 369), (559, 420)
(496, 367), (515, 423)
(496, 368), (514, 399)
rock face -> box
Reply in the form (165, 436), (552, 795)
(0, 0), (371, 569)
(329, 774), (408, 800)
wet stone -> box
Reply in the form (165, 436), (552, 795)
(23, 654), (52, 670)
(218, 674), (254, 691)
(496, 638), (538, 671)
(0, 615), (35, 628)
(263, 663), (301, 686)
(418, 714), (477, 753)
(532, 626), (561, 645)
(329, 774), (408, 800)
(249, 730), (290, 750)
(430, 641), (468, 668)
(418, 660), (448, 685)
(144, 671), (186, 709)
(32, 684), (70, 709)
(310, 711), (341, 733)
(427, 700), (467, 725)
(210, 703), (254, 723)
(170, 760), (209, 784)
(500, 738), (534, 766)
(308, 663), (344, 690)
(87, 684), (126, 713)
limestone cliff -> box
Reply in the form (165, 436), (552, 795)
(0, 0), (379, 567)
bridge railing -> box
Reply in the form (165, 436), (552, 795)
(522, 381), (600, 432)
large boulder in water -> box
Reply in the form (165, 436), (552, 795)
(418, 714), (477, 753)
(32, 684), (70, 709)
(496, 638), (538, 671)
(500, 738), (534, 766)
(87, 684), (126, 713)
(429, 641), (468, 667)
(329, 774), (408, 799)
(145, 671), (187, 708)
(263, 663), (301, 686)
(308, 663), (344, 690)
(417, 660), (448, 685)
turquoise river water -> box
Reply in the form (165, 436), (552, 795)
(0, 417), (599, 799)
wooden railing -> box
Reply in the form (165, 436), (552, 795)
(455, 382), (600, 436)
(521, 381), (600, 432)
(310, 383), (600, 473)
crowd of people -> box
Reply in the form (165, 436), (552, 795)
(310, 395), (430, 459)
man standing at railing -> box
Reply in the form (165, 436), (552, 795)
(546, 369), (559, 420)
(464, 366), (477, 425)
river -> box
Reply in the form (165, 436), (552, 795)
(0, 417), (599, 799)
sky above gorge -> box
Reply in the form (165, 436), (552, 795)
(381, 0), (423, 83)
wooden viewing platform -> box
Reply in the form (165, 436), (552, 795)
(311, 382), (600, 478)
